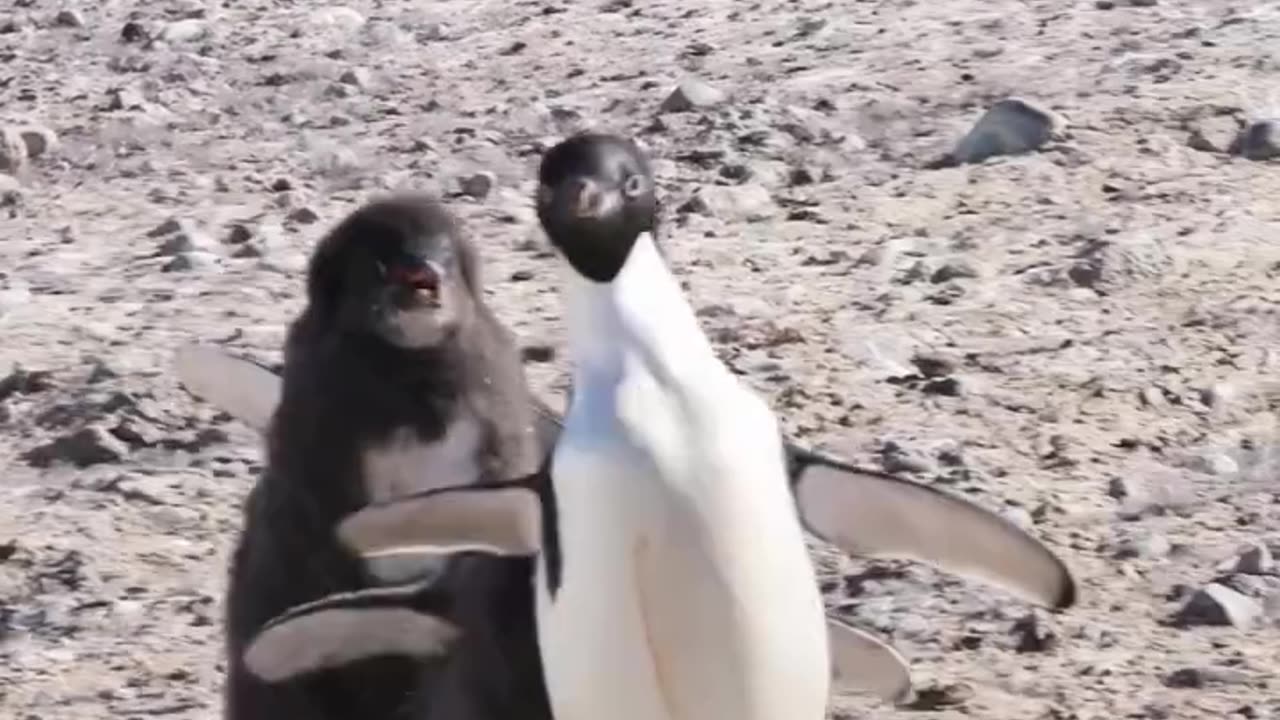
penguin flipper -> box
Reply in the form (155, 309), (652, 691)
(790, 450), (1076, 610)
(243, 584), (460, 682)
(172, 342), (280, 433)
(826, 616), (913, 705)
(338, 482), (543, 562)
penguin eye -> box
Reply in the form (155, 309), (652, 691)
(622, 174), (647, 198)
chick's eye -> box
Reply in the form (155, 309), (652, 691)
(622, 174), (647, 198)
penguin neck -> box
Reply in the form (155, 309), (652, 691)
(562, 232), (720, 390)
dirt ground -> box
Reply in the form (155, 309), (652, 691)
(2, 1), (1279, 718)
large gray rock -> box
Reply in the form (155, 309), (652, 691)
(935, 98), (1066, 167)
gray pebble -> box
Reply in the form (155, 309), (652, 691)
(338, 67), (372, 88)
(878, 440), (935, 475)
(682, 184), (776, 223)
(17, 125), (58, 160)
(163, 251), (221, 272)
(909, 351), (956, 378)
(153, 220), (216, 256)
(0, 127), (28, 174)
(1232, 120), (1280, 161)
(53, 9), (85, 28)
(1175, 583), (1263, 629)
(1187, 115), (1241, 154)
(930, 261), (979, 283)
(158, 19), (208, 44)
(1113, 532), (1171, 560)
(287, 207), (321, 224)
(459, 171), (496, 200)
(659, 80), (727, 113)
(938, 98), (1066, 167)
(1235, 542), (1275, 575)
(23, 426), (128, 468)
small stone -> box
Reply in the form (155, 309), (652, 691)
(158, 19), (208, 43)
(1107, 476), (1133, 499)
(1232, 120), (1280, 161)
(879, 440), (934, 475)
(105, 86), (147, 111)
(905, 683), (974, 711)
(659, 80), (727, 113)
(909, 351), (956, 378)
(155, 222), (215, 256)
(120, 21), (148, 43)
(338, 67), (371, 88)
(937, 98), (1066, 167)
(23, 426), (128, 468)
(287, 207), (321, 224)
(459, 172), (496, 200)
(1164, 667), (1250, 689)
(684, 184), (775, 222)
(1187, 115), (1241, 154)
(1235, 543), (1275, 575)
(1010, 611), (1058, 653)
(1193, 452), (1239, 477)
(788, 165), (816, 186)
(163, 251), (221, 272)
(1113, 533), (1171, 560)
(1175, 583), (1263, 629)
(53, 9), (84, 27)
(225, 223), (254, 245)
(0, 128), (28, 174)
(1199, 383), (1235, 408)
(922, 377), (963, 396)
(310, 6), (366, 30)
(16, 125), (57, 160)
(930, 261), (979, 283)
(0, 366), (55, 401)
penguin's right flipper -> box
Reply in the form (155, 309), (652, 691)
(826, 616), (913, 705)
(338, 481), (543, 566)
(173, 342), (280, 433)
(243, 584), (460, 683)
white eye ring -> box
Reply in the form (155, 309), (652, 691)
(622, 174), (647, 198)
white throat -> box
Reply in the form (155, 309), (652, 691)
(560, 232), (720, 389)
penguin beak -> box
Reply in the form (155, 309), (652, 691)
(564, 178), (622, 220)
(387, 258), (445, 307)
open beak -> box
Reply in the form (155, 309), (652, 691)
(389, 260), (444, 306)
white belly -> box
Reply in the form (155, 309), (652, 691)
(535, 373), (830, 720)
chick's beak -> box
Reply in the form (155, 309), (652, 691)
(389, 259), (444, 304)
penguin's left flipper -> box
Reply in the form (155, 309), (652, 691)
(243, 581), (915, 706)
(826, 616), (914, 705)
(243, 583), (461, 683)
(173, 342), (280, 432)
(789, 448), (1076, 610)
(337, 481), (543, 562)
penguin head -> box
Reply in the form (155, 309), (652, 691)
(307, 194), (481, 349)
(536, 132), (658, 283)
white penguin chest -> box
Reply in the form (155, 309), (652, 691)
(534, 367), (830, 720)
(360, 418), (483, 503)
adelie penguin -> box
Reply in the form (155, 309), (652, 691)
(204, 193), (553, 720)
(180, 134), (1076, 712)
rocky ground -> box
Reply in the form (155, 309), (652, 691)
(1, 1), (1279, 718)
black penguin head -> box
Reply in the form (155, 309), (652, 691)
(536, 133), (658, 283)
(306, 194), (481, 350)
